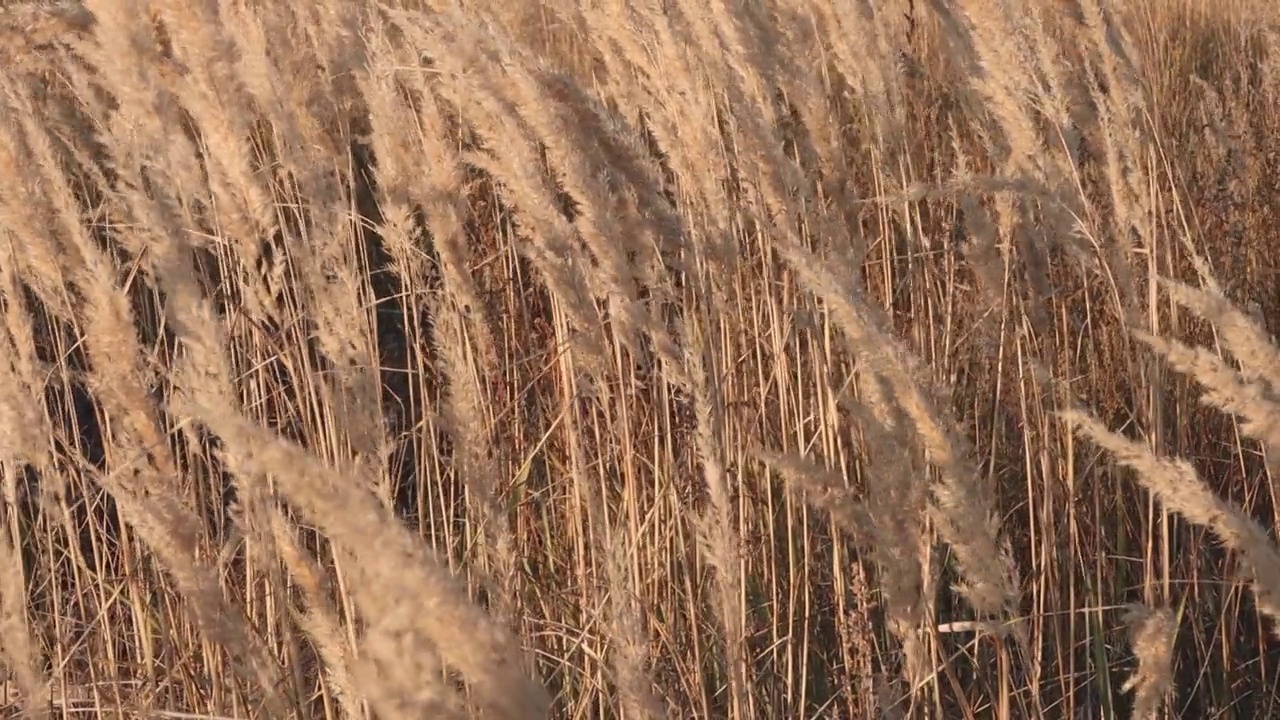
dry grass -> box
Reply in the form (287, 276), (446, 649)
(1, 0), (1279, 718)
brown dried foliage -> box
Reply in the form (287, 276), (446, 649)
(1, 0), (1279, 718)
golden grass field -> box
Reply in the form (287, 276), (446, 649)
(1, 0), (1279, 717)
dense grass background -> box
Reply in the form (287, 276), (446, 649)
(1, 0), (1279, 718)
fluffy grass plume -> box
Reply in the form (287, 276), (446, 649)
(2, 0), (1280, 718)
